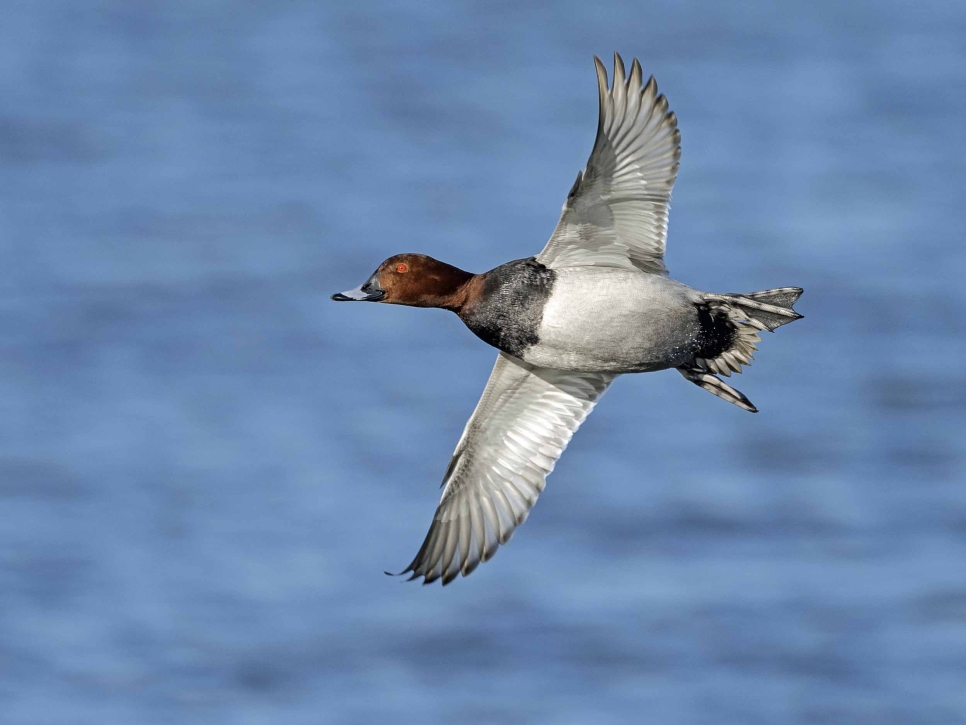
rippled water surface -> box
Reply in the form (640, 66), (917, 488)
(2, 1), (966, 723)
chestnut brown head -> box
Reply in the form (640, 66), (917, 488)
(331, 254), (474, 309)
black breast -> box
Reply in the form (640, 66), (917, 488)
(460, 257), (556, 358)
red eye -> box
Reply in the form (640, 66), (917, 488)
(396, 263), (408, 273)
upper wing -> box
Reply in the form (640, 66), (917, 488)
(398, 353), (615, 585)
(537, 53), (681, 275)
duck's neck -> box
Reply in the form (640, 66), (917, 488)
(397, 260), (477, 312)
(433, 267), (479, 313)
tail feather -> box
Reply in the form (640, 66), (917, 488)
(717, 287), (804, 332)
(680, 287), (803, 412)
(745, 287), (804, 310)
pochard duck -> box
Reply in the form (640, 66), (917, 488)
(333, 53), (803, 585)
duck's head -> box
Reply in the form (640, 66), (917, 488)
(331, 254), (474, 309)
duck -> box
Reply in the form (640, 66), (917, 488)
(332, 53), (803, 585)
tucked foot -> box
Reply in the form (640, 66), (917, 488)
(678, 366), (758, 413)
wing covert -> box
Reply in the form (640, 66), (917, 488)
(537, 53), (681, 275)
(398, 353), (615, 585)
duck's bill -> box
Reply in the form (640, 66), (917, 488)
(331, 283), (385, 302)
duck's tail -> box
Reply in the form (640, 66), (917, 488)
(678, 287), (803, 413)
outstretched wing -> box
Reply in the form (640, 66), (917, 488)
(398, 353), (615, 585)
(537, 53), (681, 275)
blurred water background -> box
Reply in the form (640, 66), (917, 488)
(2, 1), (965, 723)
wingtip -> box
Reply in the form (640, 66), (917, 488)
(629, 57), (643, 88)
(613, 52), (626, 84)
(593, 56), (609, 126)
(385, 563), (425, 583)
(593, 55), (608, 88)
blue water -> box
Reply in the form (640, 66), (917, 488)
(2, 1), (965, 723)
